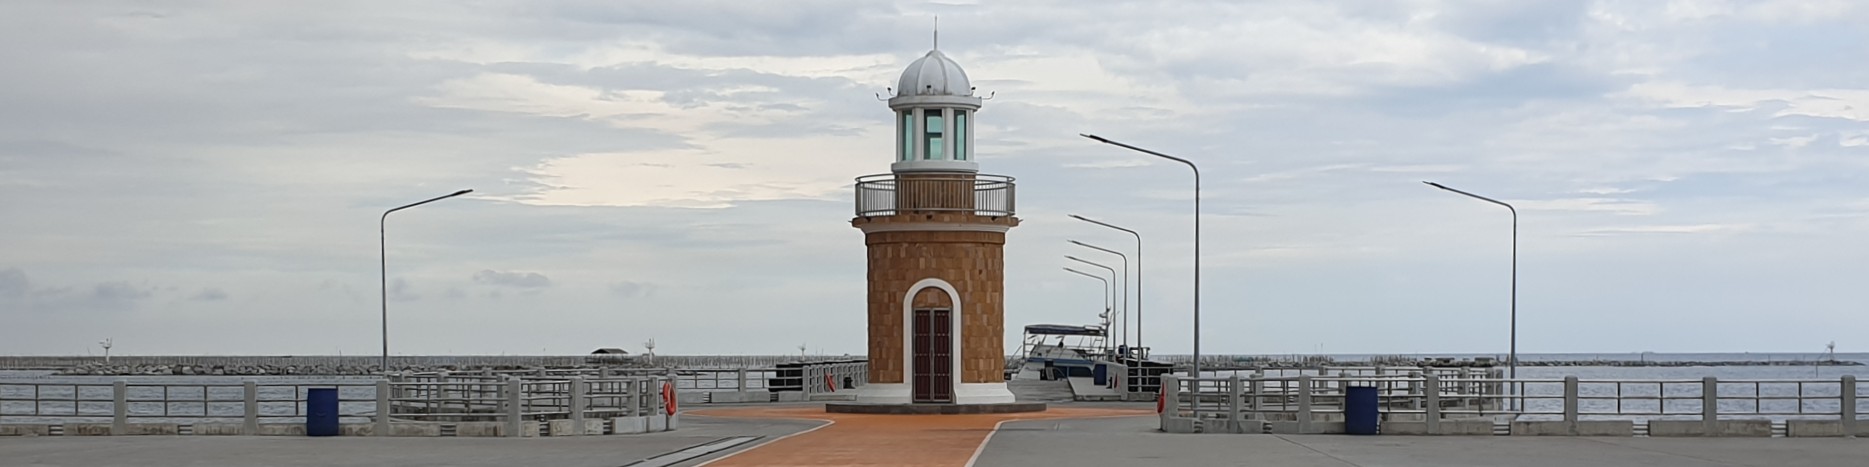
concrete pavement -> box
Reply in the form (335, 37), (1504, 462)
(973, 415), (1869, 467)
(4, 405), (1867, 467)
(684, 405), (1148, 466)
(0, 416), (818, 467)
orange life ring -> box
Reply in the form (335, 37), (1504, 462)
(1156, 390), (1166, 414)
(662, 381), (677, 415)
(824, 374), (836, 392)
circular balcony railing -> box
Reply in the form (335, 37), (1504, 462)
(854, 173), (1015, 217)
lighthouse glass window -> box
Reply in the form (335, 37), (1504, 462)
(954, 111), (967, 161)
(924, 113), (944, 160)
(900, 112), (913, 161)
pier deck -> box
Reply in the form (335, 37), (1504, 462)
(3, 402), (1865, 466)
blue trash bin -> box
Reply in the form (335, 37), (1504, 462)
(1345, 385), (1379, 435)
(1092, 363), (1108, 386)
(306, 388), (339, 436)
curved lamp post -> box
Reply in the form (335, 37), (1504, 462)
(1070, 214), (1143, 358)
(381, 189), (473, 372)
(1423, 181), (1517, 379)
(1066, 256), (1120, 354)
(1070, 239), (1129, 355)
(1081, 134), (1202, 376)
(1062, 267), (1113, 352)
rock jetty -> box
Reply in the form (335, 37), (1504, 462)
(55, 362), (654, 376)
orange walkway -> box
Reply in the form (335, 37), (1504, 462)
(689, 406), (1150, 467)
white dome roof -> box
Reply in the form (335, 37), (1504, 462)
(896, 49), (972, 97)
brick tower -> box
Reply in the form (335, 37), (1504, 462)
(848, 48), (1020, 406)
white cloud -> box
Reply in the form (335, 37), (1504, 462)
(1575, 223), (1754, 236)
(190, 288), (229, 301)
(3, 1), (1868, 355)
(472, 270), (552, 288)
(1621, 82), (1869, 122)
(1063, 159), (1153, 169)
(1515, 198), (1661, 216)
(1577, 187), (1638, 195)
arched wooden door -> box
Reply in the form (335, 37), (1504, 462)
(911, 287), (954, 403)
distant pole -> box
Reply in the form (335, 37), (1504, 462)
(381, 189), (474, 373)
(1070, 215), (1143, 358)
(1070, 239), (1129, 356)
(1082, 134), (1201, 377)
(1063, 267), (1113, 352)
(1066, 256), (1120, 354)
(1423, 181), (1516, 379)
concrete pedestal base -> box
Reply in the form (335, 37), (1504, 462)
(852, 383), (1017, 405)
(825, 402), (1047, 414)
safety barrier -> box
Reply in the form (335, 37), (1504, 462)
(1158, 373), (1866, 437)
(0, 361), (869, 437)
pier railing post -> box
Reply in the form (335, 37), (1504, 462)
(737, 369), (749, 393)
(1842, 376), (1857, 438)
(112, 380), (127, 435)
(425, 372), (440, 413)
(1425, 374), (1441, 435)
(1408, 371), (1422, 411)
(1248, 374), (1263, 414)
(650, 376), (662, 415)
(1159, 374), (1179, 427)
(1702, 376), (1718, 435)
(569, 377), (586, 436)
(505, 379), (523, 438)
(374, 380), (391, 437)
(1563, 376), (1580, 432)
(1228, 375), (1243, 433)
(244, 381), (260, 435)
(1297, 375), (1314, 434)
(624, 378), (637, 417)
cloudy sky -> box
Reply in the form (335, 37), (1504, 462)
(2, 1), (1866, 357)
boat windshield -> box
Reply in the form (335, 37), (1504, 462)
(1020, 324), (1107, 358)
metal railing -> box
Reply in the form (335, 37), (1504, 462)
(0, 380), (380, 423)
(2, 361), (868, 437)
(854, 173), (1015, 217)
(397, 361), (868, 395)
(1160, 373), (1866, 435)
(382, 376), (670, 435)
(0, 354), (861, 373)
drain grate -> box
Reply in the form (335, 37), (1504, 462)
(621, 436), (762, 467)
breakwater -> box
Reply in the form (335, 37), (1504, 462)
(1170, 355), (1865, 369)
(0, 355), (853, 376)
(1520, 359), (1862, 367)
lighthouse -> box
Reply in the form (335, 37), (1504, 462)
(840, 47), (1031, 410)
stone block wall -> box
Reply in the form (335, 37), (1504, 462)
(855, 214), (1018, 385)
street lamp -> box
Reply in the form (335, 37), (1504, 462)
(1062, 267), (1113, 352)
(1070, 214), (1143, 358)
(1081, 134), (1203, 377)
(1066, 256), (1119, 354)
(1423, 181), (1517, 379)
(1070, 239), (1129, 356)
(381, 189), (473, 373)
